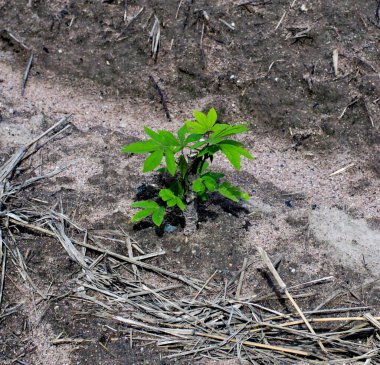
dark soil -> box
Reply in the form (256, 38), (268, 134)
(1, 0), (379, 148)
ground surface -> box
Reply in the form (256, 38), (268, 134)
(0, 0), (379, 364)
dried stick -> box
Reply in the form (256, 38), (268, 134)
(257, 247), (327, 354)
(235, 258), (247, 299)
(192, 270), (217, 301)
(364, 313), (380, 330)
(195, 332), (311, 357)
(71, 240), (201, 290)
(149, 76), (171, 121)
(21, 53), (33, 96)
(0, 229), (6, 311)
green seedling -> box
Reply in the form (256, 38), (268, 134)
(122, 108), (253, 228)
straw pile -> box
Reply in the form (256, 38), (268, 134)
(0, 120), (379, 364)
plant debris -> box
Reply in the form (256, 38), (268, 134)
(1, 124), (379, 364)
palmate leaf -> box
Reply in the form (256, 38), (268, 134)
(186, 108), (218, 134)
(121, 140), (158, 154)
(193, 110), (210, 128)
(143, 150), (163, 172)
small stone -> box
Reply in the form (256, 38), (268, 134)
(9, 108), (14, 114)
(300, 4), (308, 12)
(290, 267), (296, 273)
(174, 245), (181, 253)
(285, 200), (293, 208)
(164, 224), (177, 233)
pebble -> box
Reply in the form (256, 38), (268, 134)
(285, 200), (293, 208)
(164, 224), (177, 233)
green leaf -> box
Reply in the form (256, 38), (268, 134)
(143, 150), (163, 172)
(203, 172), (225, 180)
(196, 145), (220, 157)
(157, 167), (169, 174)
(185, 133), (203, 144)
(165, 150), (176, 176)
(193, 111), (209, 127)
(176, 197), (185, 211)
(220, 144), (241, 170)
(198, 192), (209, 202)
(197, 160), (209, 174)
(166, 198), (177, 207)
(211, 124), (249, 139)
(131, 208), (155, 222)
(203, 176), (217, 192)
(185, 121), (208, 135)
(158, 131), (180, 146)
(220, 140), (254, 160)
(217, 182), (249, 202)
(177, 124), (188, 143)
(121, 140), (158, 154)
(207, 108), (218, 125)
(152, 206), (165, 226)
(178, 155), (188, 178)
(131, 200), (159, 209)
(190, 139), (209, 150)
(159, 189), (175, 201)
(192, 178), (205, 193)
(144, 127), (164, 143)
(240, 192), (250, 201)
(170, 180), (185, 198)
(217, 182), (240, 202)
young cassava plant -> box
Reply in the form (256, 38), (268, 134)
(121, 108), (253, 234)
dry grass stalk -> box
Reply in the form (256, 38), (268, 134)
(1, 122), (380, 364)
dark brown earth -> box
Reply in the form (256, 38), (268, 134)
(0, 0), (379, 364)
